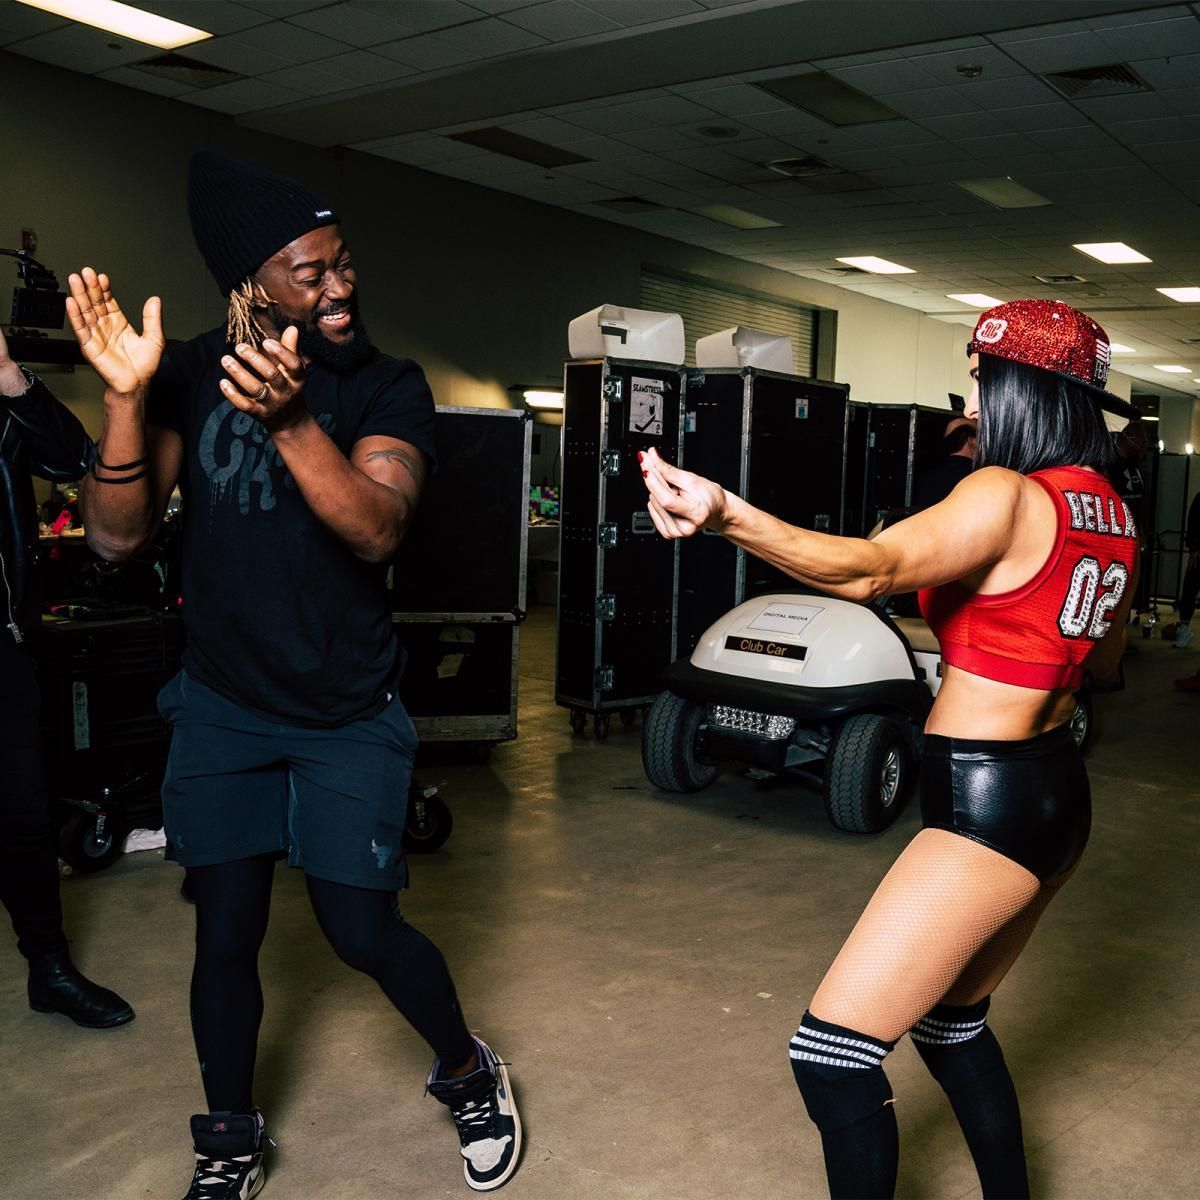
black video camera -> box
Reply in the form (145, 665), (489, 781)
(4, 249), (67, 330)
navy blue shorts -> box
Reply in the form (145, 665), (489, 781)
(157, 671), (414, 891)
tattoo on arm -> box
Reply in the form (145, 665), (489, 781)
(364, 446), (425, 482)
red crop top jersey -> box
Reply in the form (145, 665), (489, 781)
(918, 466), (1139, 690)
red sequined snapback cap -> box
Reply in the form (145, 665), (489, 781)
(968, 299), (1135, 416)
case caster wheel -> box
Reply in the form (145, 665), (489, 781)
(594, 714), (611, 740)
(569, 709), (588, 735)
(404, 789), (453, 853)
(619, 708), (637, 730)
(59, 809), (124, 874)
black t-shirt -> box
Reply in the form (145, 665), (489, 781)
(147, 327), (436, 727)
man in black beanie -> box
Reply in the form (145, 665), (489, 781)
(73, 152), (521, 1199)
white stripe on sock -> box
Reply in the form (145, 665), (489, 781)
(789, 1049), (872, 1069)
(789, 1035), (885, 1067)
(797, 1024), (889, 1058)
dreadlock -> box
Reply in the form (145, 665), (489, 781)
(226, 277), (275, 350)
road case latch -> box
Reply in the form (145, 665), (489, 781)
(595, 594), (617, 620)
(598, 522), (619, 549)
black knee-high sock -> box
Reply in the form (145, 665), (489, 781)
(189, 857), (277, 1113)
(790, 1012), (899, 1200)
(305, 875), (475, 1069)
(911, 998), (1029, 1200)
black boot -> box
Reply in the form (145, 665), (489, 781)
(27, 948), (135, 1028)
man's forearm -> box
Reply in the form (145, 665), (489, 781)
(79, 386), (158, 559)
(270, 414), (409, 562)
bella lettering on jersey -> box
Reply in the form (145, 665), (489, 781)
(1062, 491), (1137, 540)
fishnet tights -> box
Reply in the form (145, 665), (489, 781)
(810, 829), (1045, 1043)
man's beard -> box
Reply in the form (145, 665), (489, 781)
(266, 298), (374, 373)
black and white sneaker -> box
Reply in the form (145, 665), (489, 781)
(182, 1110), (268, 1199)
(426, 1036), (522, 1192)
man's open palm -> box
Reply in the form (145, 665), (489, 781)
(66, 267), (164, 395)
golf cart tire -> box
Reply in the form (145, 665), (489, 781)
(643, 692), (717, 794)
(1070, 695), (1093, 754)
(824, 714), (908, 834)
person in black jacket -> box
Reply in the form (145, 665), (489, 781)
(0, 324), (134, 1028)
(1172, 491), (1200, 651)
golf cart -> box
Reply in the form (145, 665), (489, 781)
(642, 593), (1093, 833)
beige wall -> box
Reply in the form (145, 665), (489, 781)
(2, 50), (983, 449)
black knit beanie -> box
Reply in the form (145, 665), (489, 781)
(187, 151), (339, 295)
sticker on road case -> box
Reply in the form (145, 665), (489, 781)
(629, 376), (665, 437)
(724, 636), (807, 661)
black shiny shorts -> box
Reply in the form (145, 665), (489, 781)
(920, 725), (1090, 882)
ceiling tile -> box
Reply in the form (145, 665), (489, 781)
(187, 75), (306, 113)
(208, 19), (351, 65)
(502, 0), (623, 39)
(1102, 115), (1198, 146)
(1127, 51), (1200, 90)
(827, 59), (940, 95)
(1161, 86), (1200, 116)
(373, 34), (488, 70)
(240, 1), (330, 12)
(97, 63), (196, 98)
(883, 86), (984, 120)
(287, 2), (424, 47)
(608, 126), (702, 153)
(467, 1), (547, 12)
(957, 75), (1057, 109)
(501, 115), (597, 144)
(576, 0), (703, 28)
(565, 94), (719, 134)
(6, 24), (158, 74)
(350, 134), (490, 164)
(184, 34), (294, 75)
(682, 83), (792, 118)
(1087, 13), (1200, 59)
(435, 16), (548, 54)
(902, 42), (1024, 83)
(1072, 91), (1177, 124)
(260, 50), (417, 95)
(0, 4), (66, 44)
(989, 102), (1091, 132)
(136, 2), (269, 36)
(991, 29), (1124, 74)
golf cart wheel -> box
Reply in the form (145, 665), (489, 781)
(59, 810), (124, 874)
(824, 715), (908, 834)
(642, 692), (717, 793)
(1069, 695), (1093, 753)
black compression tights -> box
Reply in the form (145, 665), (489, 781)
(188, 856), (475, 1113)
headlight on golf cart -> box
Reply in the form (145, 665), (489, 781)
(709, 705), (796, 740)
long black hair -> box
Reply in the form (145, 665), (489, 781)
(975, 353), (1116, 475)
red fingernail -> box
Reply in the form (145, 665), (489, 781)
(642, 469), (648, 477)
(637, 451), (644, 461)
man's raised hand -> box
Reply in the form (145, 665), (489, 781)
(66, 267), (164, 397)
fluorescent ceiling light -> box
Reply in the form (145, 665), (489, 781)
(947, 293), (1003, 307)
(1140, 414), (1159, 421)
(836, 256), (914, 274)
(1188, 443), (1195, 455)
(448, 128), (590, 168)
(1154, 364), (1190, 373)
(688, 204), (781, 230)
(753, 72), (901, 126)
(1108, 342), (1136, 354)
(1073, 242), (1151, 264)
(1157, 286), (1200, 302)
(954, 177), (1051, 209)
(523, 390), (564, 410)
(16, 0), (210, 49)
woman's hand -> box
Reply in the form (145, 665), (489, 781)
(66, 268), (164, 396)
(640, 445), (729, 539)
(220, 326), (309, 434)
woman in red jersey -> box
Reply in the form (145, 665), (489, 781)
(641, 300), (1138, 1200)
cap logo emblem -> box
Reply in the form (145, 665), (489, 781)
(975, 317), (1007, 344)
(314, 209), (333, 218)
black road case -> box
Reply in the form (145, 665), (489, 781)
(846, 403), (955, 536)
(675, 368), (851, 657)
(391, 405), (531, 746)
(556, 358), (684, 733)
(35, 611), (185, 867)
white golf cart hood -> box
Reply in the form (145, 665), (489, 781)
(689, 595), (916, 688)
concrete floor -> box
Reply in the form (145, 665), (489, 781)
(2, 606), (1198, 1200)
